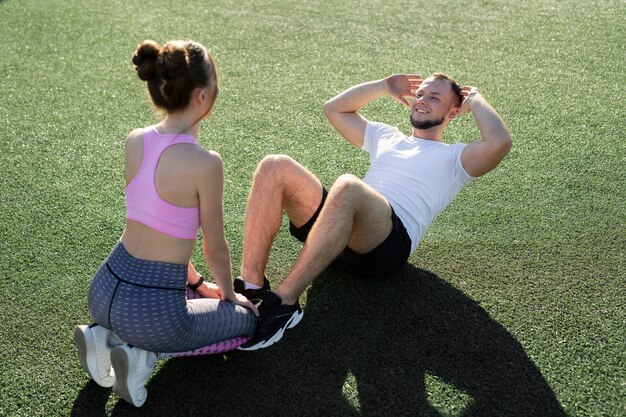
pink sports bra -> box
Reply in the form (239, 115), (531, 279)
(125, 127), (200, 239)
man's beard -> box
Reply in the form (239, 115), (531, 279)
(410, 114), (445, 130)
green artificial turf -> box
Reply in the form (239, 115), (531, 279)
(0, 0), (624, 415)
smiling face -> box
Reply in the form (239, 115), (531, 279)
(409, 77), (460, 132)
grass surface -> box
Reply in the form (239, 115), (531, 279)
(0, 0), (624, 416)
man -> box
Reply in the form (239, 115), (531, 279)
(235, 73), (512, 350)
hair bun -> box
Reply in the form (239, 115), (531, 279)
(160, 43), (190, 80)
(132, 40), (162, 81)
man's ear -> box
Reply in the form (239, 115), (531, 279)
(447, 106), (460, 120)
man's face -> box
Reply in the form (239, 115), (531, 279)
(409, 78), (457, 130)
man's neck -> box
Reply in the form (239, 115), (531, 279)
(412, 127), (444, 142)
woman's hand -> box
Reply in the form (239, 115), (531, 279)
(223, 292), (260, 316)
(195, 281), (222, 299)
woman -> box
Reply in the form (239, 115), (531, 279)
(74, 39), (257, 407)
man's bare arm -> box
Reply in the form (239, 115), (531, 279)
(459, 87), (512, 177)
(323, 74), (421, 147)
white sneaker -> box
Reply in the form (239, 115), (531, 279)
(74, 325), (116, 387)
(111, 345), (157, 407)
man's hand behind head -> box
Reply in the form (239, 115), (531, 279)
(457, 86), (480, 115)
(385, 74), (422, 107)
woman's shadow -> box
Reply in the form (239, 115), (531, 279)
(72, 265), (565, 416)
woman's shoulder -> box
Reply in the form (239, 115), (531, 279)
(187, 147), (223, 173)
(125, 127), (154, 155)
(126, 127), (147, 143)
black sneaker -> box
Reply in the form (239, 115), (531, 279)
(233, 276), (271, 305)
(237, 291), (303, 351)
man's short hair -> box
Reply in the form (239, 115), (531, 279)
(431, 73), (463, 107)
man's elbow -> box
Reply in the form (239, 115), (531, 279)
(486, 135), (512, 165)
(322, 100), (335, 119)
(490, 131), (512, 158)
(500, 134), (513, 156)
(495, 132), (512, 154)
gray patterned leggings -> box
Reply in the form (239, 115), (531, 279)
(88, 242), (256, 352)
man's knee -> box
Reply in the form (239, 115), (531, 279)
(254, 154), (296, 182)
(330, 174), (365, 199)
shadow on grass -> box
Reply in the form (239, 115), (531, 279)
(71, 380), (111, 417)
(72, 266), (565, 416)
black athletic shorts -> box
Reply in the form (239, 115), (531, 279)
(289, 187), (412, 278)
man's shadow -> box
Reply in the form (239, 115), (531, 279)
(72, 265), (565, 416)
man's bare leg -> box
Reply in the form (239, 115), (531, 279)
(240, 155), (324, 287)
(238, 170), (395, 351)
(275, 174), (394, 304)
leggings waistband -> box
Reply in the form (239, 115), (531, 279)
(106, 242), (188, 290)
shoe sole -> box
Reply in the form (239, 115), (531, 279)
(74, 325), (115, 388)
(111, 347), (146, 407)
(237, 309), (304, 351)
